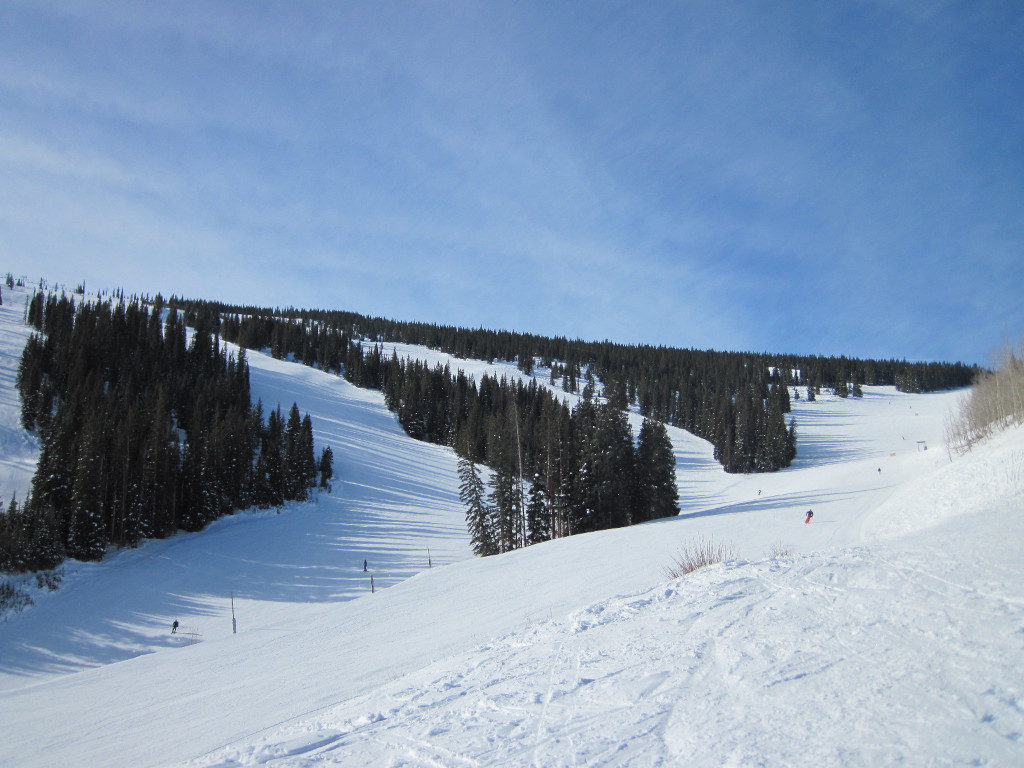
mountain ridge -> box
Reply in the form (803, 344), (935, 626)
(1, 278), (1021, 766)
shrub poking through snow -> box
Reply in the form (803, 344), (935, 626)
(35, 568), (63, 592)
(665, 537), (735, 579)
(768, 542), (793, 559)
(0, 580), (33, 618)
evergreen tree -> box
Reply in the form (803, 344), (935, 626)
(259, 407), (285, 507)
(570, 394), (599, 532)
(526, 472), (552, 544)
(67, 411), (107, 561)
(592, 404), (636, 529)
(178, 433), (206, 532)
(283, 408), (317, 500)
(30, 404), (76, 520)
(198, 418), (226, 525)
(318, 445), (334, 488)
(487, 462), (520, 554)
(16, 334), (46, 431)
(458, 458), (496, 556)
(572, 401), (635, 531)
(485, 406), (527, 551)
(139, 390), (174, 538)
(636, 419), (679, 522)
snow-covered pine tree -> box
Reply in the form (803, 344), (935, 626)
(67, 412), (108, 561)
(526, 473), (551, 544)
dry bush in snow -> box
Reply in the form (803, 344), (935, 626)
(665, 537), (736, 579)
(768, 542), (793, 559)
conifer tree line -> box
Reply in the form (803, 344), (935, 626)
(348, 348), (681, 554)
(165, 297), (977, 479)
(2, 287), (977, 571)
(159, 298), (976, 553)
(167, 301), (685, 555)
(168, 297), (976, 475)
(168, 296), (977, 396)
(1, 291), (330, 574)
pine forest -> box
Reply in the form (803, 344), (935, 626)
(1, 286), (977, 571)
(1, 291), (328, 573)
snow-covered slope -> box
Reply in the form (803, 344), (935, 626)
(0, 283), (1021, 767)
(0, 284), (40, 504)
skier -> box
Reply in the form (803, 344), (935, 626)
(363, 559), (368, 572)
(171, 619), (179, 634)
(804, 509), (814, 524)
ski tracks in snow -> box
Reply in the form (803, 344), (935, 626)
(186, 504), (1024, 767)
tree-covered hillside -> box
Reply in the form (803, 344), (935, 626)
(171, 297), (975, 473)
(163, 297), (975, 554)
(2, 287), (978, 571)
(1, 291), (328, 573)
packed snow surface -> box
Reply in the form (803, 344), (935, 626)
(0, 282), (1021, 766)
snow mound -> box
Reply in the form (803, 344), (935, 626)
(864, 423), (1024, 540)
(187, 425), (1024, 768)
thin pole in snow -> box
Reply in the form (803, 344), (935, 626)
(370, 575), (375, 594)
(231, 592), (237, 634)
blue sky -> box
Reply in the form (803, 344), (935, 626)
(1, 1), (1021, 365)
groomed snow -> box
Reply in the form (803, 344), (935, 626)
(0, 282), (1021, 767)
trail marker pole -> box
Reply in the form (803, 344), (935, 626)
(231, 591), (237, 634)
(371, 575), (375, 594)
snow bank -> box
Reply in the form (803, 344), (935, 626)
(864, 423), (1024, 540)
(185, 426), (1024, 768)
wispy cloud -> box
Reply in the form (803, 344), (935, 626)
(0, 1), (1020, 364)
